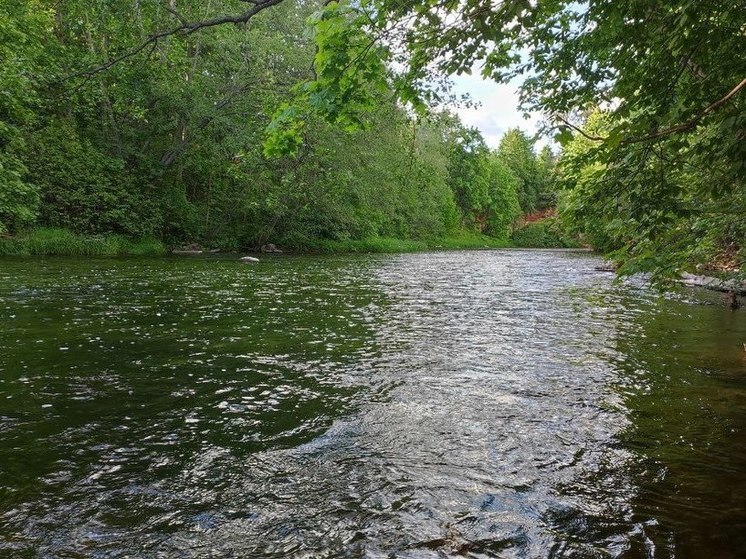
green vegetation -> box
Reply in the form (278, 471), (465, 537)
(305, 233), (510, 254)
(2, 0), (741, 274)
(0, 229), (165, 257)
(277, 0), (745, 281)
(511, 219), (581, 249)
(556, 108), (745, 282)
(0, 0), (562, 256)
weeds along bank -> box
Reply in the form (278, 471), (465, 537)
(0, 229), (516, 257)
(0, 229), (166, 257)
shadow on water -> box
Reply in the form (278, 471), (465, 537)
(0, 255), (387, 556)
(609, 292), (746, 558)
(0, 251), (744, 558)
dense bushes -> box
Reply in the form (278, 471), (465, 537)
(511, 219), (580, 249)
(24, 122), (163, 237)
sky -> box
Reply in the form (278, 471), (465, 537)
(449, 73), (545, 149)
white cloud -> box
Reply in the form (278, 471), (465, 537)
(449, 74), (545, 149)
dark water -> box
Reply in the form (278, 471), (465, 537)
(1, 251), (745, 558)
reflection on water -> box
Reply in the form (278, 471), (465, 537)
(0, 251), (744, 558)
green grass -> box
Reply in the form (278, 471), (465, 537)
(294, 237), (428, 254)
(0, 228), (166, 256)
(0, 225), (580, 258)
(430, 232), (511, 250)
(290, 232), (511, 254)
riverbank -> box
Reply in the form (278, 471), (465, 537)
(0, 229), (166, 257)
(296, 233), (511, 254)
(0, 223), (580, 257)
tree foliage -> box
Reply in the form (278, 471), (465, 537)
(0, 0), (531, 249)
(271, 0), (745, 275)
(4, 0), (739, 274)
(0, 0), (51, 233)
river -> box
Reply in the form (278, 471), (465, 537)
(1, 250), (745, 558)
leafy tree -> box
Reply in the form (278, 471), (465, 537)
(557, 111), (622, 253)
(0, 0), (51, 233)
(484, 155), (521, 238)
(0, 0), (648, 254)
(496, 128), (540, 214)
(259, 0), (743, 275)
(535, 145), (558, 211)
(446, 124), (491, 226)
(558, 108), (746, 281)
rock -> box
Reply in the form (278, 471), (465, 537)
(172, 242), (205, 255)
(680, 272), (746, 295)
(239, 256), (260, 263)
(260, 243), (282, 253)
(594, 261), (618, 272)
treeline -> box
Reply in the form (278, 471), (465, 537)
(1, 0), (559, 251)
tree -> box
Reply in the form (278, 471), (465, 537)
(371, 0), (746, 277)
(0, 0), (51, 234)
(496, 128), (539, 214)
(8, 0), (741, 266)
(535, 146), (558, 211)
(446, 124), (491, 226)
(558, 108), (746, 282)
(6, 0), (496, 249)
(484, 155), (521, 238)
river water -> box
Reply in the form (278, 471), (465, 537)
(1, 250), (745, 558)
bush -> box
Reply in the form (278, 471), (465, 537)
(24, 121), (162, 237)
(282, 232), (511, 253)
(299, 237), (428, 253)
(511, 218), (581, 248)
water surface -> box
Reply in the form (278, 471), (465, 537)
(1, 250), (745, 558)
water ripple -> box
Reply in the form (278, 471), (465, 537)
(1, 252), (745, 557)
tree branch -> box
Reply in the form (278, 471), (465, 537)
(627, 76), (746, 143)
(69, 0), (286, 80)
(556, 76), (746, 145)
(556, 116), (606, 141)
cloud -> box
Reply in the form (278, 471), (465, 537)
(449, 74), (543, 149)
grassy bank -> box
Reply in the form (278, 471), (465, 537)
(0, 228), (166, 256)
(293, 233), (512, 254)
(0, 226), (580, 257)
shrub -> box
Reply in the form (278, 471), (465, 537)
(511, 218), (581, 248)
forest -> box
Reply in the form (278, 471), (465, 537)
(1, 0), (744, 281)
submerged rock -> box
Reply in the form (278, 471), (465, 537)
(172, 249), (203, 255)
(239, 256), (260, 263)
(260, 243), (282, 253)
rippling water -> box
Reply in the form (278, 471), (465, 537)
(1, 251), (745, 558)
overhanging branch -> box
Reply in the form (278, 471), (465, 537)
(627, 76), (746, 143)
(70, 0), (287, 80)
(555, 76), (746, 145)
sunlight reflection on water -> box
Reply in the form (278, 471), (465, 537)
(1, 251), (745, 558)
